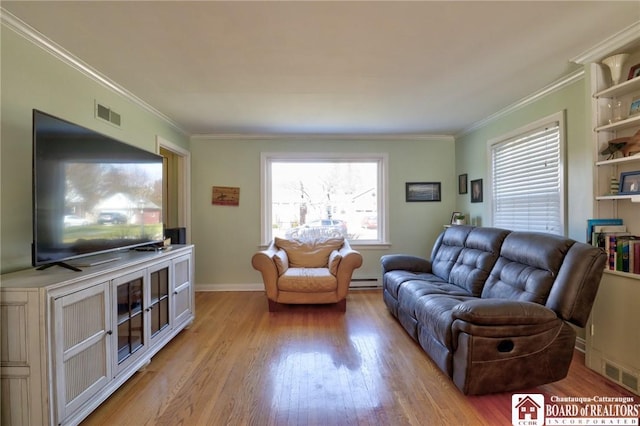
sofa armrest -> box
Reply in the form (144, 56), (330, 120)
(450, 299), (563, 348)
(380, 254), (432, 275)
(452, 299), (558, 326)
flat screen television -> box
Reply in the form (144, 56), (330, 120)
(32, 109), (164, 270)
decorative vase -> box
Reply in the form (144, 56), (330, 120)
(602, 53), (629, 86)
(607, 99), (624, 124)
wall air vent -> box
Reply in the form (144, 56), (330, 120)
(604, 360), (639, 393)
(95, 101), (121, 127)
(622, 371), (638, 392)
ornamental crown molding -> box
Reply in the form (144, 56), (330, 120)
(190, 133), (455, 142)
(571, 21), (640, 65)
(1, 8), (187, 136)
(456, 69), (584, 138)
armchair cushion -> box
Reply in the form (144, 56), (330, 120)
(278, 268), (337, 292)
(275, 237), (344, 268)
(273, 249), (289, 276)
(328, 250), (342, 275)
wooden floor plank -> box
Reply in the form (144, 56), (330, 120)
(82, 290), (637, 426)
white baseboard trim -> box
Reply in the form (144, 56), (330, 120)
(195, 283), (264, 292)
(575, 336), (586, 353)
(195, 282), (383, 292)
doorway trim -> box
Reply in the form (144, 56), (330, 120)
(156, 136), (191, 244)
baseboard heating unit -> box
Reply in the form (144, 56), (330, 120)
(350, 277), (381, 288)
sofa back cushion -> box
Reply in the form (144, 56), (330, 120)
(481, 232), (573, 304)
(430, 226), (472, 282)
(448, 227), (509, 296)
(275, 237), (344, 268)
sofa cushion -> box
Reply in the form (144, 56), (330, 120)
(414, 294), (475, 352)
(448, 227), (509, 296)
(430, 227), (471, 281)
(481, 232), (573, 303)
(383, 270), (439, 299)
(398, 280), (470, 318)
(275, 237), (344, 268)
(278, 268), (338, 292)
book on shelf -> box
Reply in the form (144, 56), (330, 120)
(586, 218), (623, 245)
(604, 234), (640, 274)
(592, 225), (628, 249)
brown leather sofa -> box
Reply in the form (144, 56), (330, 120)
(381, 225), (606, 395)
(252, 237), (363, 311)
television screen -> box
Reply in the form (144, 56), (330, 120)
(33, 109), (164, 268)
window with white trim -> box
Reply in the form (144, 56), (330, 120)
(489, 112), (565, 235)
(261, 153), (388, 244)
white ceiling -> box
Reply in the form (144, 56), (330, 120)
(3, 1), (640, 137)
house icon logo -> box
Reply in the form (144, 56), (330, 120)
(512, 393), (545, 426)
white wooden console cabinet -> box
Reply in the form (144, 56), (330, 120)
(0, 245), (195, 426)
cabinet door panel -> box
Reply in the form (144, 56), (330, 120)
(172, 254), (193, 327)
(53, 281), (111, 423)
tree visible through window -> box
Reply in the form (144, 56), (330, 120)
(261, 153), (387, 244)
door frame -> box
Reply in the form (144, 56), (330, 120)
(156, 136), (191, 244)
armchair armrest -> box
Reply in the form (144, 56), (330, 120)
(335, 240), (363, 300)
(251, 243), (281, 300)
(380, 254), (432, 275)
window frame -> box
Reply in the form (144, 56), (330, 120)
(486, 111), (566, 235)
(260, 152), (389, 246)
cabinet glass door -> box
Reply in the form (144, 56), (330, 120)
(149, 266), (170, 338)
(116, 277), (144, 364)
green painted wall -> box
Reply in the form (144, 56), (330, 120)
(191, 137), (455, 286)
(1, 25), (190, 273)
(1, 19), (594, 290)
(454, 76), (591, 242)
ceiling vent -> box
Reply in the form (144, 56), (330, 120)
(95, 101), (121, 127)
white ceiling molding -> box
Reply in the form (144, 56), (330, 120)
(571, 20), (640, 65)
(0, 8), (187, 136)
(190, 133), (455, 142)
(456, 69), (584, 139)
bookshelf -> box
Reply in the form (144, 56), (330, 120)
(581, 33), (640, 396)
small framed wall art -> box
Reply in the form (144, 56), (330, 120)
(212, 186), (240, 206)
(470, 179), (483, 203)
(405, 182), (441, 202)
(458, 174), (468, 194)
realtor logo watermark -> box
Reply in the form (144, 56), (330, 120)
(512, 393), (640, 426)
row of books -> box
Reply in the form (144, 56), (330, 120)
(588, 219), (640, 274)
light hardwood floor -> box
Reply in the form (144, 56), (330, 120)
(82, 290), (636, 426)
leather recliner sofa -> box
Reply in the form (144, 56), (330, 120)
(381, 225), (606, 395)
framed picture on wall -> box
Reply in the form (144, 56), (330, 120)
(212, 186), (240, 206)
(470, 179), (483, 203)
(405, 182), (441, 202)
(619, 171), (640, 195)
(458, 174), (468, 194)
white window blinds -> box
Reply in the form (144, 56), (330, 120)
(490, 120), (564, 235)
